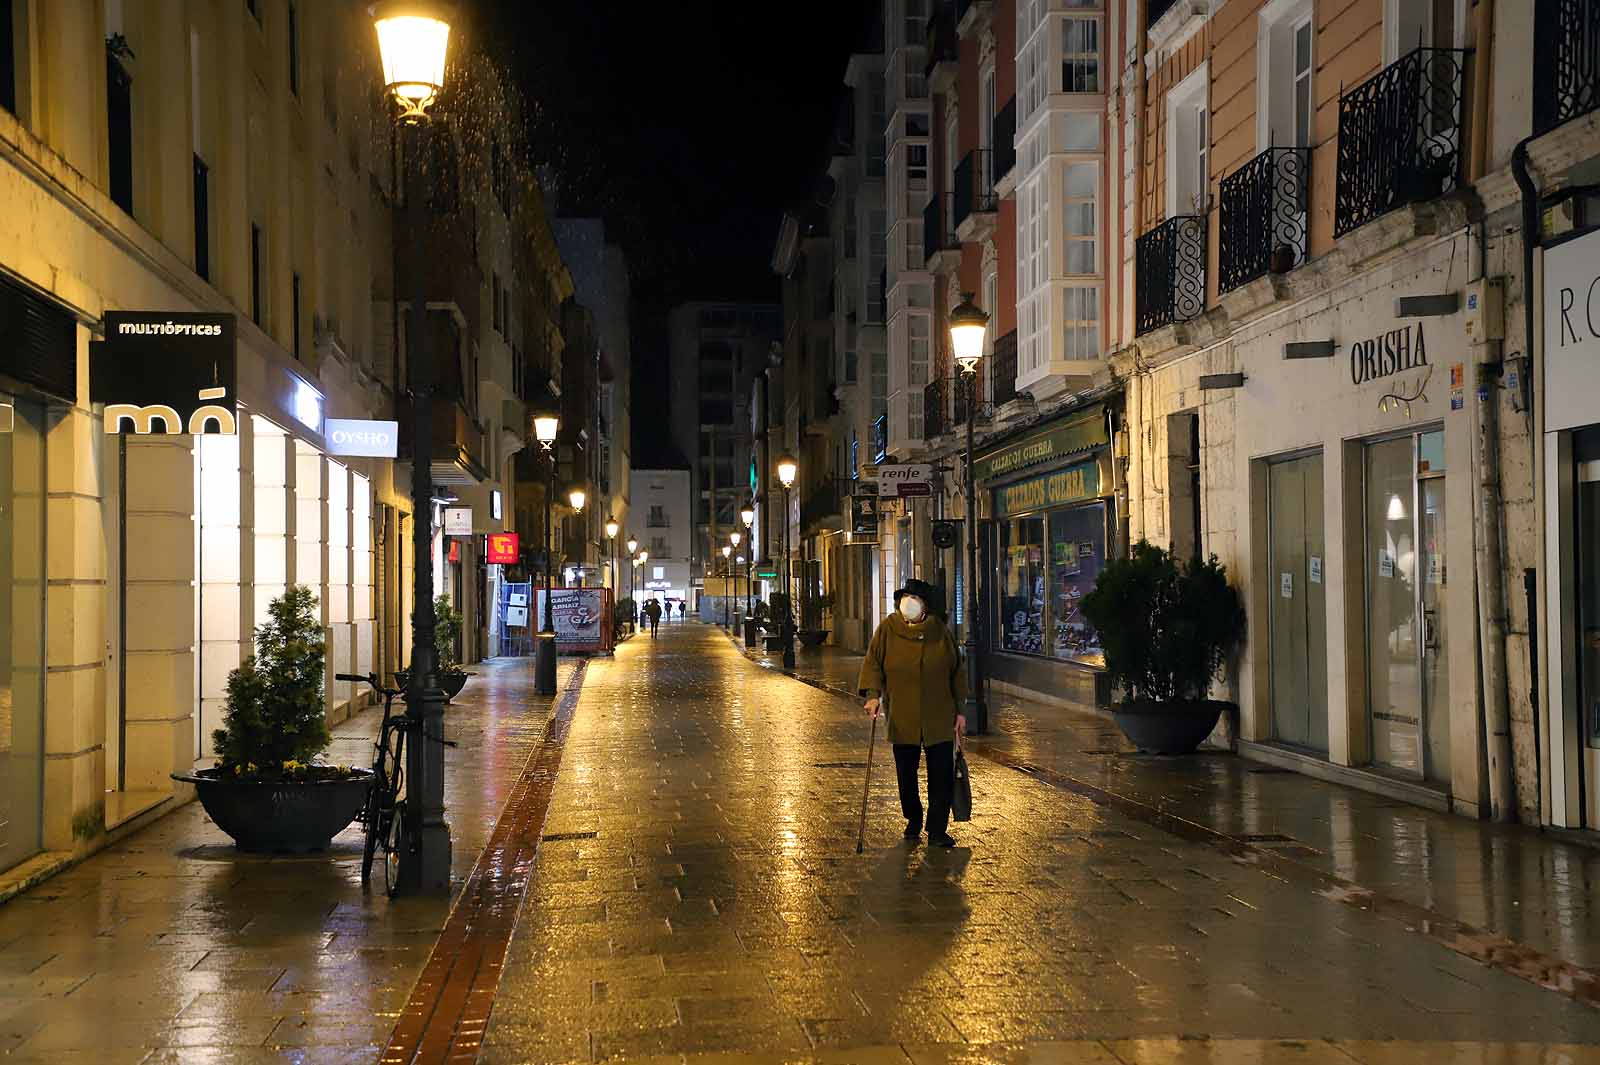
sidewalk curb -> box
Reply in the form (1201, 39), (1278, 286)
(382, 659), (591, 1064)
(728, 632), (1600, 1012)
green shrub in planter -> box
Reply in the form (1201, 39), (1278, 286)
(211, 584), (343, 779)
(1081, 540), (1245, 705)
(434, 594), (464, 674)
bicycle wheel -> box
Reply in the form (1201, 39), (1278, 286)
(360, 778), (383, 885)
(382, 800), (406, 898)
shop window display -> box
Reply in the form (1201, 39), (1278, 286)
(999, 516), (1047, 654)
(1051, 503), (1106, 665)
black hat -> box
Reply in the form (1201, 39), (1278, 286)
(894, 578), (942, 605)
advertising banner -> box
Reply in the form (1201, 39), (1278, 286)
(444, 507), (472, 536)
(535, 588), (615, 653)
(877, 463), (933, 498)
(93, 311), (237, 434)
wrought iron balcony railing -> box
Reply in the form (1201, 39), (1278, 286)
(923, 379), (947, 440)
(1135, 215), (1206, 336)
(990, 330), (1018, 407)
(1334, 47), (1468, 238)
(992, 99), (1016, 185)
(1535, 0), (1600, 136)
(1219, 146), (1310, 294)
(923, 194), (957, 264)
(953, 150), (997, 230)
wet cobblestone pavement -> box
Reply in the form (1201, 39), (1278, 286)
(478, 626), (1600, 1064)
(0, 657), (574, 1064)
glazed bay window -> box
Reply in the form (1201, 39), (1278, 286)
(1061, 16), (1100, 93)
(1061, 162), (1097, 273)
(1062, 286), (1100, 362)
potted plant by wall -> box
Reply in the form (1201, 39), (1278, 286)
(173, 586), (372, 852)
(797, 590), (833, 648)
(1080, 540), (1246, 755)
(393, 595), (471, 700)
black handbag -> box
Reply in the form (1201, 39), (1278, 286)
(952, 746), (972, 822)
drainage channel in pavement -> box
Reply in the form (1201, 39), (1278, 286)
(380, 660), (590, 1065)
(732, 635), (1600, 1014)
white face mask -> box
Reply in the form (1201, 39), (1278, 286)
(899, 596), (926, 623)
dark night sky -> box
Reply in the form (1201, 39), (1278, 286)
(484, 2), (874, 464)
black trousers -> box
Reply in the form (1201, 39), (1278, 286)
(892, 741), (955, 837)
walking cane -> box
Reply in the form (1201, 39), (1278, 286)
(856, 714), (878, 854)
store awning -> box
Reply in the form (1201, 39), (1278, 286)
(975, 404), (1109, 483)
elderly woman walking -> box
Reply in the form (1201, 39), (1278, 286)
(857, 578), (966, 847)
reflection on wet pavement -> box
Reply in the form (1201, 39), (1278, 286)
(0, 658), (572, 1064)
(480, 626), (1600, 1063)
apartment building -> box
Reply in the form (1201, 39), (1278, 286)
(1113, 0), (1598, 823)
(666, 301), (781, 604)
(630, 467), (693, 610)
(0, 1), (576, 882)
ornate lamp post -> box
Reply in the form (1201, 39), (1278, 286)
(776, 455), (798, 670)
(949, 292), (990, 735)
(565, 487), (586, 587)
(626, 535), (638, 621)
(373, 0), (454, 895)
(531, 408), (560, 695)
(740, 501), (756, 647)
(721, 544), (733, 628)
(604, 518), (619, 615)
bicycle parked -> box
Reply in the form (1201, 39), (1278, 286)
(338, 672), (457, 897)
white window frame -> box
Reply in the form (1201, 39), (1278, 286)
(1165, 61), (1210, 219)
(1060, 15), (1102, 94)
(1256, 0), (1315, 151)
(1059, 160), (1098, 276)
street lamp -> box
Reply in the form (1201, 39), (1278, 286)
(776, 455), (797, 670)
(373, 0), (454, 895)
(565, 487), (586, 587)
(740, 502), (756, 647)
(532, 405), (560, 696)
(721, 544), (733, 629)
(626, 535), (639, 621)
(949, 292), (990, 734)
(604, 519), (619, 641)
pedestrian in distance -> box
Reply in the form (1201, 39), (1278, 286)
(857, 578), (966, 848)
(678, 600), (687, 622)
(646, 598), (662, 637)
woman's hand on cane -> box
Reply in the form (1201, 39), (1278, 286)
(864, 697), (881, 719)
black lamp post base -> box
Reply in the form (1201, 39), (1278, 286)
(534, 632), (557, 696)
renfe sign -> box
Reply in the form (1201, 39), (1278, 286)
(1545, 228), (1600, 433)
(877, 463), (933, 498)
(326, 419), (399, 457)
(92, 311), (237, 433)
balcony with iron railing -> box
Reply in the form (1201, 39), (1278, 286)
(953, 150), (997, 239)
(1135, 215), (1206, 336)
(1334, 47), (1468, 238)
(1219, 146), (1310, 294)
(990, 330), (1018, 407)
(1535, 0), (1600, 136)
(923, 193), (959, 269)
(992, 99), (1017, 190)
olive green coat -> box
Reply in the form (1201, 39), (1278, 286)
(857, 613), (966, 746)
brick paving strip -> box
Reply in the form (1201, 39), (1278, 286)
(732, 637), (1600, 1013)
(381, 660), (590, 1065)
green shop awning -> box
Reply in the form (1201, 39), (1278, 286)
(975, 405), (1109, 483)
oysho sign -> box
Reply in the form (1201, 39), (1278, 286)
(326, 419), (399, 458)
(1545, 228), (1600, 433)
(92, 311), (237, 434)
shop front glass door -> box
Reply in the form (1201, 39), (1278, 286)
(1267, 452), (1328, 752)
(998, 516), (1046, 655)
(1050, 503), (1106, 665)
(0, 395), (46, 874)
(1575, 447), (1600, 827)
(1366, 430), (1449, 782)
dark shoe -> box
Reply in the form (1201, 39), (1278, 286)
(904, 818), (922, 840)
(929, 833), (956, 848)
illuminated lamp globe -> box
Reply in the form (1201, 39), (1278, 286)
(605, 519), (620, 539)
(949, 292), (990, 375)
(626, 536), (638, 555)
(371, 2), (453, 119)
(568, 486), (587, 513)
(776, 455), (798, 489)
(740, 502), (756, 528)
